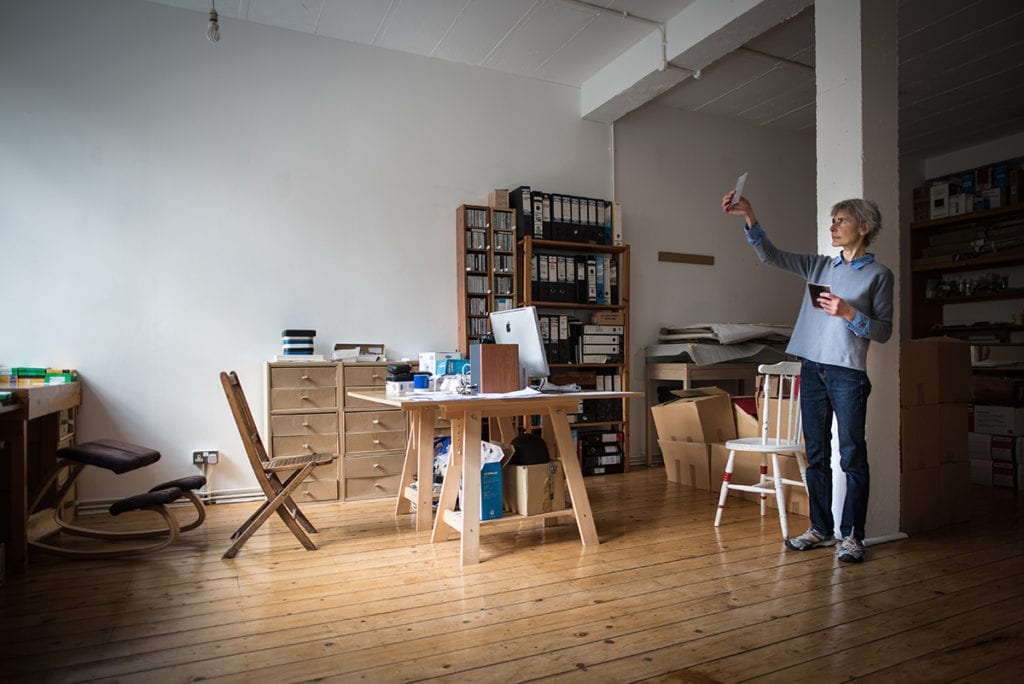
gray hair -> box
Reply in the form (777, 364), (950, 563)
(831, 198), (882, 246)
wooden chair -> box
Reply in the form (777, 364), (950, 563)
(713, 361), (808, 539)
(220, 370), (337, 559)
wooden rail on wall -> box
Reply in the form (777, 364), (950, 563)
(658, 251), (715, 266)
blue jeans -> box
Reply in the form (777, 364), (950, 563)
(799, 359), (871, 541)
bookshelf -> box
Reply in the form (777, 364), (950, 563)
(456, 204), (517, 351)
(519, 236), (631, 473)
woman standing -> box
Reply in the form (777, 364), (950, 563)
(722, 191), (893, 563)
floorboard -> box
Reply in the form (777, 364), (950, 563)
(0, 467), (1021, 683)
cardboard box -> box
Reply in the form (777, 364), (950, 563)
(734, 404), (760, 438)
(901, 404), (943, 471)
(650, 388), (737, 444)
(488, 189), (510, 209)
(900, 337), (972, 406)
(901, 467), (941, 534)
(939, 403), (969, 463)
(504, 462), (565, 515)
(940, 461), (971, 524)
(969, 404), (1024, 436)
(660, 440), (711, 489)
(418, 351), (463, 376)
(759, 397), (802, 441)
(902, 403), (938, 464)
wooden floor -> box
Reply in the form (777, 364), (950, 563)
(2, 467), (1023, 683)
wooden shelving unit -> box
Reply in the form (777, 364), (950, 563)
(456, 204), (517, 352)
(519, 236), (631, 473)
(910, 204), (1024, 340)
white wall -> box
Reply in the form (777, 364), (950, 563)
(0, 0), (613, 501)
(613, 104), (816, 459)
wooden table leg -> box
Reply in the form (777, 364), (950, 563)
(547, 406), (599, 546)
(460, 411), (482, 565)
(394, 412), (418, 517)
(431, 416), (463, 543)
(413, 406), (436, 532)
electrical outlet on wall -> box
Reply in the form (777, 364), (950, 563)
(192, 450), (219, 465)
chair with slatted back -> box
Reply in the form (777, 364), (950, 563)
(220, 370), (337, 559)
(713, 361), (808, 539)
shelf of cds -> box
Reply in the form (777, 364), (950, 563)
(456, 204), (518, 351)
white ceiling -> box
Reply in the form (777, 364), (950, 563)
(150, 0), (1024, 158)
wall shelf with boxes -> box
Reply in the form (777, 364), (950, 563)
(911, 157), (1024, 342)
(456, 204), (518, 351)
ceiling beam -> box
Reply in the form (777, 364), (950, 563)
(580, 0), (814, 123)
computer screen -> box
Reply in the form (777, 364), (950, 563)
(490, 305), (550, 382)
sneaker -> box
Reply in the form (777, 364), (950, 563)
(784, 527), (836, 551)
(836, 536), (865, 563)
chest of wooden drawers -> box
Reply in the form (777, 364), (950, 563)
(264, 361), (341, 502)
(340, 362), (407, 500)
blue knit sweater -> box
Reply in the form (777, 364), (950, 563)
(745, 222), (893, 371)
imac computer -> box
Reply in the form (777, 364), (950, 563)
(490, 306), (550, 385)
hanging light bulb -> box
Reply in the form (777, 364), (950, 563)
(206, 1), (220, 43)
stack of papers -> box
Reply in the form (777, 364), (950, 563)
(332, 343), (385, 362)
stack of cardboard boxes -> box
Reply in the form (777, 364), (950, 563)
(900, 337), (972, 533)
(651, 387), (808, 516)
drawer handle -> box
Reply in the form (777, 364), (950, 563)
(372, 373), (382, 380)
(374, 483), (384, 489)
(372, 419), (381, 425)
(301, 395), (310, 401)
(301, 421), (310, 427)
(301, 374), (310, 381)
(303, 488), (310, 496)
(302, 443), (311, 450)
(372, 439), (381, 445)
(373, 463), (383, 470)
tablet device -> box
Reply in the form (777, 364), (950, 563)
(730, 172), (748, 205)
(808, 283), (831, 308)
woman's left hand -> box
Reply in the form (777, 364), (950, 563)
(818, 293), (857, 322)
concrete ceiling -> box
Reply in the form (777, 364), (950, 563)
(151, 0), (1024, 158)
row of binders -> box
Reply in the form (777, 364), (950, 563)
(539, 314), (624, 364)
(575, 429), (625, 476)
(531, 253), (619, 304)
(511, 186), (620, 245)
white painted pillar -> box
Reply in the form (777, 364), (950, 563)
(815, 0), (902, 541)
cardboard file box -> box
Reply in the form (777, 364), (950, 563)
(900, 337), (972, 406)
(659, 440), (711, 490)
(650, 387), (737, 444)
(504, 462), (565, 515)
